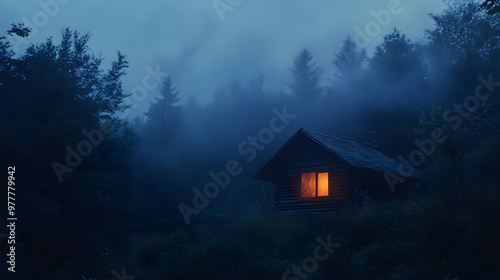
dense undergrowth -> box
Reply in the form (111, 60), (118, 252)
(73, 176), (499, 280)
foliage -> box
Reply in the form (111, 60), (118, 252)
(144, 76), (183, 143)
(426, 0), (500, 64)
(371, 28), (419, 79)
(481, 0), (500, 15)
(330, 36), (367, 97)
(288, 48), (322, 100)
(332, 36), (366, 79)
(2, 0), (500, 278)
(0, 25), (138, 279)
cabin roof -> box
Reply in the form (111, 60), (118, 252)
(254, 128), (422, 182)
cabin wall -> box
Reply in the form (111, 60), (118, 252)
(274, 140), (352, 212)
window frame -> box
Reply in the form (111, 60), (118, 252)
(298, 170), (331, 201)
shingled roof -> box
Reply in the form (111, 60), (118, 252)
(254, 128), (422, 181)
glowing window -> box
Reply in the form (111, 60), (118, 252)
(318, 172), (329, 197)
(301, 172), (329, 198)
(301, 172), (316, 197)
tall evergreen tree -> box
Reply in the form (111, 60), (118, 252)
(332, 36), (366, 79)
(144, 76), (183, 142)
(330, 36), (366, 97)
(288, 48), (322, 100)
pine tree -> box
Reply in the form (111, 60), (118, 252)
(144, 76), (183, 142)
(289, 48), (322, 100)
(332, 36), (366, 79)
(329, 36), (366, 97)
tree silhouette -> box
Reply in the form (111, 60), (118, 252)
(329, 36), (367, 97)
(0, 25), (137, 279)
(370, 28), (418, 78)
(427, 1), (499, 64)
(482, 0), (500, 15)
(332, 36), (366, 79)
(288, 48), (322, 100)
(144, 76), (183, 143)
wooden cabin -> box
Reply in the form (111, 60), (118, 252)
(254, 128), (420, 212)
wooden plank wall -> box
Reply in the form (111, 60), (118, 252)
(274, 140), (352, 212)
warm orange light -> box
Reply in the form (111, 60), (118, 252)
(318, 172), (329, 196)
(301, 172), (316, 197)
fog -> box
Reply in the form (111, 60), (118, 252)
(1, 0), (445, 113)
(1, 0), (499, 279)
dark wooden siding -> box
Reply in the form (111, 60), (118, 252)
(274, 137), (352, 212)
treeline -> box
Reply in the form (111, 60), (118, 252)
(0, 0), (499, 279)
(133, 0), (500, 211)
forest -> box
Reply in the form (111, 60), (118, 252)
(0, 0), (499, 279)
